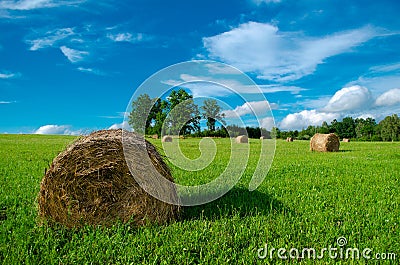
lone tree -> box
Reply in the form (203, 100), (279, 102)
(165, 89), (200, 135)
(201, 99), (226, 132)
(128, 94), (154, 134)
(128, 89), (201, 136)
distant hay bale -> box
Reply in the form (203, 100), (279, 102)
(286, 137), (294, 142)
(236, 135), (248, 143)
(310, 133), (340, 152)
(152, 134), (159, 139)
(162, 135), (173, 142)
(260, 136), (265, 140)
(38, 129), (180, 228)
(343, 138), (350, 142)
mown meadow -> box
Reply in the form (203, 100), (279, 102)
(1, 134), (399, 264)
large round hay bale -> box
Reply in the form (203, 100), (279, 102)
(236, 135), (248, 143)
(162, 135), (173, 142)
(310, 133), (340, 152)
(38, 129), (180, 228)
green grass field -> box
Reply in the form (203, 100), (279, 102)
(1, 135), (399, 264)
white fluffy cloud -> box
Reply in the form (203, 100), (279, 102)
(203, 22), (377, 82)
(260, 117), (275, 130)
(223, 100), (276, 118)
(35, 125), (81, 135)
(279, 85), (372, 130)
(280, 110), (339, 130)
(278, 84), (400, 130)
(323, 85), (372, 112)
(0, 0), (85, 10)
(108, 121), (131, 130)
(375, 88), (400, 107)
(60, 46), (88, 63)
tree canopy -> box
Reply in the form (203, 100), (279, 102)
(201, 99), (226, 132)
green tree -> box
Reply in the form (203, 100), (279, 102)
(341, 117), (356, 139)
(319, 121), (330, 134)
(379, 114), (400, 141)
(201, 99), (226, 131)
(330, 117), (356, 139)
(355, 117), (376, 139)
(147, 98), (168, 136)
(165, 89), (200, 135)
(271, 127), (281, 139)
(128, 94), (154, 134)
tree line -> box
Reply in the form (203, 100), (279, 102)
(129, 89), (400, 141)
(272, 115), (400, 141)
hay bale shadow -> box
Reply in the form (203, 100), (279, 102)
(182, 187), (290, 221)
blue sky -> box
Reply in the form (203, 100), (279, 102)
(1, 0), (400, 134)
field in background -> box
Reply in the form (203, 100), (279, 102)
(1, 135), (399, 264)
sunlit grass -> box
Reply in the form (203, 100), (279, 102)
(1, 135), (399, 264)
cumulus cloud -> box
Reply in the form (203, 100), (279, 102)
(375, 88), (400, 107)
(260, 117), (275, 130)
(280, 110), (339, 130)
(357, 113), (376, 120)
(223, 100), (277, 118)
(27, 28), (75, 51)
(323, 85), (372, 112)
(278, 85), (395, 130)
(0, 0), (85, 10)
(34, 125), (82, 135)
(60, 46), (88, 63)
(203, 22), (377, 82)
(108, 121), (131, 130)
